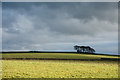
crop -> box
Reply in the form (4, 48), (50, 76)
(2, 53), (118, 59)
(2, 60), (118, 78)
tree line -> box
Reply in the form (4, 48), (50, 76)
(74, 45), (95, 53)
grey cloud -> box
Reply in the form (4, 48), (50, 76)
(2, 2), (118, 54)
(3, 2), (118, 23)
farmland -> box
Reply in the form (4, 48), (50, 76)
(2, 53), (118, 59)
(2, 53), (119, 79)
(2, 60), (118, 78)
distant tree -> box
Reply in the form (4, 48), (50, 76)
(74, 45), (81, 53)
(89, 48), (95, 53)
(74, 45), (95, 53)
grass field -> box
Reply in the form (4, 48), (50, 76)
(2, 53), (119, 59)
(2, 60), (118, 78)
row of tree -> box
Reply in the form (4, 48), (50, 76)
(74, 45), (95, 53)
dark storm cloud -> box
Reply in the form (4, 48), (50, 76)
(3, 2), (117, 22)
(2, 2), (118, 35)
(2, 2), (118, 54)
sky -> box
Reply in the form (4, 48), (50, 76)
(2, 2), (118, 54)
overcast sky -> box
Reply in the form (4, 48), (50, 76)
(2, 2), (118, 54)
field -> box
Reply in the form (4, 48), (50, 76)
(2, 60), (118, 78)
(2, 53), (119, 79)
(2, 53), (118, 59)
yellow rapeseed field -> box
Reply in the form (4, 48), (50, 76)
(2, 60), (118, 78)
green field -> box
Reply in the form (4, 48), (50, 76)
(2, 53), (118, 59)
(2, 60), (118, 78)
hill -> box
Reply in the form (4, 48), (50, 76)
(2, 52), (118, 60)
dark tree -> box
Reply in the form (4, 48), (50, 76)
(74, 45), (81, 53)
(89, 48), (95, 53)
(74, 45), (95, 53)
